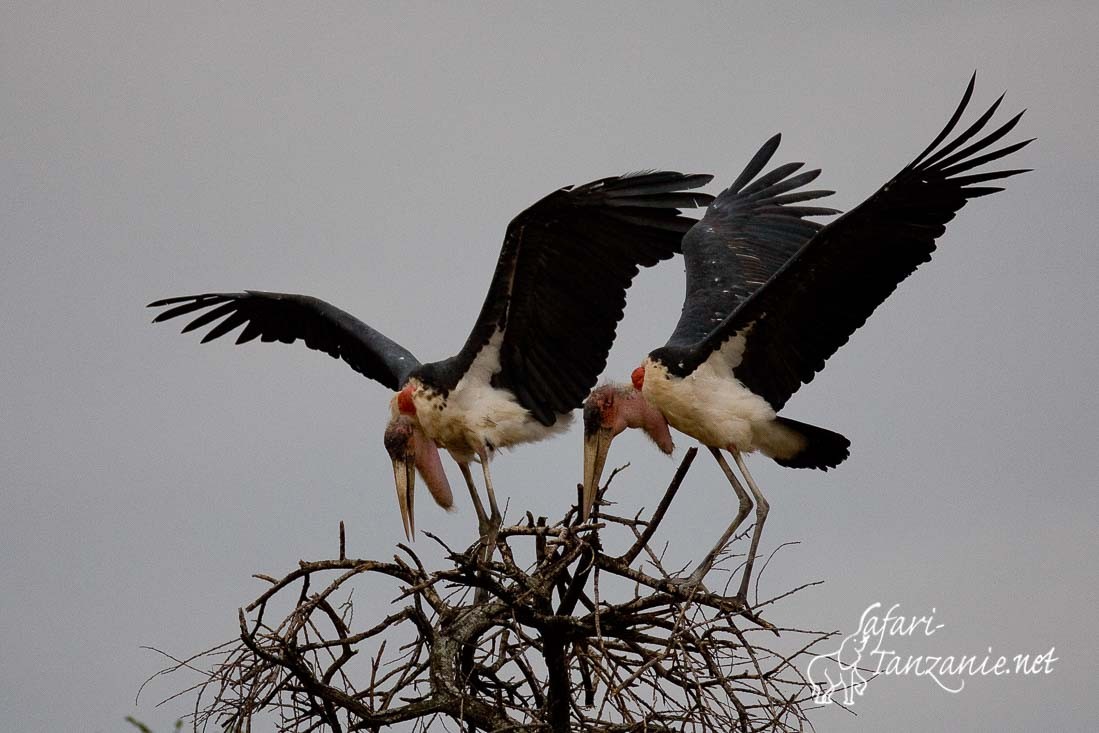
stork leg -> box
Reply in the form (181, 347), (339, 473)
(476, 448), (504, 551)
(730, 448), (769, 604)
(458, 462), (491, 538)
(454, 463), (494, 562)
(681, 447), (754, 588)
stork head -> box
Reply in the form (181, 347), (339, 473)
(383, 412), (453, 541)
(581, 372), (674, 520)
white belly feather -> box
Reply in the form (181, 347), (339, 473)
(642, 352), (776, 452)
(412, 330), (573, 461)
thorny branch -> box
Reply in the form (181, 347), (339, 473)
(143, 452), (837, 732)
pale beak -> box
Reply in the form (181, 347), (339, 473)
(385, 414), (454, 541)
(391, 455), (416, 541)
(582, 426), (614, 520)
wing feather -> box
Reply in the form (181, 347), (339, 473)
(148, 291), (421, 390)
(688, 76), (1032, 409)
(664, 134), (838, 349)
(415, 171), (713, 425)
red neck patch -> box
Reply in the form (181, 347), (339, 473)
(396, 386), (417, 415)
(631, 365), (645, 391)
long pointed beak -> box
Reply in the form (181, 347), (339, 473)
(582, 426), (614, 520)
(391, 457), (416, 541)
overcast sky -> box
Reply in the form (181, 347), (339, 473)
(3, 2), (1097, 731)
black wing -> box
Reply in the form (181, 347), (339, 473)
(664, 134), (838, 349)
(689, 74), (1032, 410)
(417, 171), (714, 425)
(147, 291), (421, 391)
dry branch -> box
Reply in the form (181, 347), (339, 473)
(144, 453), (834, 732)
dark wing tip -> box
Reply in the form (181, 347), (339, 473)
(148, 294), (207, 308)
(682, 172), (715, 189)
(148, 289), (419, 389)
(610, 171), (714, 199)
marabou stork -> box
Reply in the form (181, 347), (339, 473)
(149, 171), (714, 544)
(583, 76), (1031, 600)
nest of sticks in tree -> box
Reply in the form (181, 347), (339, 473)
(142, 448), (838, 732)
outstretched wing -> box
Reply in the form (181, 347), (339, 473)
(148, 291), (421, 391)
(418, 171), (714, 425)
(688, 74), (1031, 411)
(664, 134), (837, 349)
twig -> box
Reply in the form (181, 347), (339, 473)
(619, 448), (698, 565)
(143, 456), (829, 733)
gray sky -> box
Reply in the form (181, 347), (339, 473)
(3, 2), (1097, 730)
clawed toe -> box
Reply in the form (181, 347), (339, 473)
(665, 575), (709, 594)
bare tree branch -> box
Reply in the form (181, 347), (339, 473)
(142, 457), (831, 732)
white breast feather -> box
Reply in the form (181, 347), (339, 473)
(416, 329), (573, 459)
(643, 353), (775, 451)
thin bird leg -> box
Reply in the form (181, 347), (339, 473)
(458, 462), (495, 603)
(730, 448), (769, 604)
(458, 462), (489, 532)
(684, 447), (754, 587)
(476, 447), (503, 552)
(458, 462), (494, 563)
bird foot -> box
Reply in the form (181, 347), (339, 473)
(475, 513), (503, 563)
(664, 574), (710, 595)
(726, 591), (775, 632)
(664, 577), (775, 631)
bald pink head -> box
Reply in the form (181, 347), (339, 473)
(581, 381), (674, 519)
(584, 382), (674, 453)
(383, 413), (453, 540)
